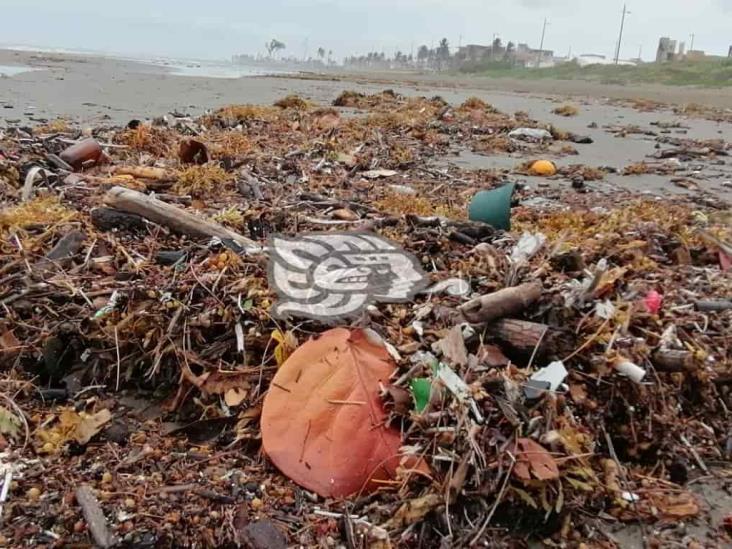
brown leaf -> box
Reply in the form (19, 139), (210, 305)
(183, 366), (251, 398)
(513, 438), (560, 481)
(477, 344), (510, 368)
(383, 494), (442, 530)
(261, 328), (403, 498)
(0, 330), (20, 351)
(433, 325), (468, 367)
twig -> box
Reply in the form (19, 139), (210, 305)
(679, 435), (709, 474)
(470, 456), (515, 545)
(114, 327), (121, 392)
(0, 469), (13, 525)
(75, 484), (119, 548)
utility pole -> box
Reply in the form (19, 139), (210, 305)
(638, 44), (642, 61)
(614, 4), (630, 64)
(537, 18), (548, 67)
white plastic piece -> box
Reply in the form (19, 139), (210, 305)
(525, 361), (568, 399)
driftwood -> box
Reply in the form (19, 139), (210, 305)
(103, 186), (260, 253)
(492, 319), (549, 353)
(112, 165), (176, 181)
(653, 349), (697, 372)
(460, 283), (542, 324)
(75, 484), (118, 548)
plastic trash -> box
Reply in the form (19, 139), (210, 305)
(530, 160), (557, 176)
(508, 128), (553, 142)
(468, 182), (515, 231)
(525, 361), (568, 399)
(59, 138), (104, 171)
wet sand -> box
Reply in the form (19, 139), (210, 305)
(1, 48), (730, 201)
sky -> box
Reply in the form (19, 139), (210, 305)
(2, 0), (731, 62)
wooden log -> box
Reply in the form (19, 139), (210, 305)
(75, 484), (118, 548)
(459, 282), (542, 324)
(103, 186), (260, 253)
(652, 349), (697, 372)
(492, 319), (549, 353)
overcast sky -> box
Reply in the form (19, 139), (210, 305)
(2, 0), (731, 62)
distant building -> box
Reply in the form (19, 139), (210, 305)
(456, 45), (492, 63)
(656, 37), (678, 62)
(729, 46), (732, 58)
(515, 43), (554, 67)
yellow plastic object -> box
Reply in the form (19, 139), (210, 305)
(530, 159), (557, 176)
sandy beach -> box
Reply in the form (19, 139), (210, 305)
(5, 48), (730, 202)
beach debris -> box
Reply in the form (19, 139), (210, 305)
(524, 361), (568, 399)
(410, 378), (432, 412)
(510, 232), (547, 263)
(508, 127), (553, 142)
(178, 138), (209, 164)
(237, 518), (288, 549)
(260, 328), (405, 498)
(268, 232), (428, 320)
(552, 104), (579, 117)
(103, 186), (260, 252)
(513, 438), (560, 481)
(361, 169), (398, 179)
(529, 159), (557, 176)
(21, 166), (53, 201)
(459, 282), (542, 324)
(613, 358), (647, 384)
(424, 278), (471, 297)
(75, 485), (118, 548)
(643, 290), (663, 314)
(468, 182), (515, 230)
(59, 138), (105, 171)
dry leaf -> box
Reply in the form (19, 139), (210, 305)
(513, 438), (560, 481)
(0, 405), (21, 439)
(183, 366), (251, 397)
(383, 494), (442, 529)
(75, 409), (112, 445)
(0, 330), (20, 351)
(261, 328), (403, 498)
(432, 325), (468, 367)
(225, 387), (248, 407)
(271, 330), (298, 367)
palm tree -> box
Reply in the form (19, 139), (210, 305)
(265, 39), (286, 58)
(317, 47), (326, 60)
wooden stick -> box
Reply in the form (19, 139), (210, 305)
(103, 186), (260, 253)
(459, 282), (542, 324)
(492, 319), (549, 352)
(75, 485), (118, 548)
